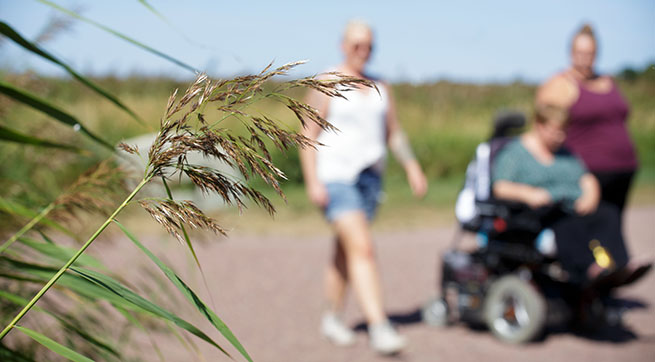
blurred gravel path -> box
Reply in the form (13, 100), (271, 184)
(105, 205), (655, 362)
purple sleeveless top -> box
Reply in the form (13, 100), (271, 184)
(565, 79), (638, 172)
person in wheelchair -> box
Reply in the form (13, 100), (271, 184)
(491, 103), (651, 288)
(424, 106), (651, 344)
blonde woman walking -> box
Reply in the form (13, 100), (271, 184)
(299, 20), (427, 355)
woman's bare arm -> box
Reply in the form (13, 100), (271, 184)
(383, 82), (427, 198)
(299, 87), (331, 207)
(493, 180), (552, 209)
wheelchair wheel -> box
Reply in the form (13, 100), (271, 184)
(483, 275), (546, 343)
(422, 297), (449, 327)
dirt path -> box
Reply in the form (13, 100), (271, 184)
(100, 205), (655, 362)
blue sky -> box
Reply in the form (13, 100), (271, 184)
(1, 0), (654, 83)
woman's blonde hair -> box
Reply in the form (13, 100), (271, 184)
(535, 103), (569, 126)
(571, 23), (597, 50)
(343, 19), (372, 42)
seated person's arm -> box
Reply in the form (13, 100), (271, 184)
(493, 181), (552, 209)
(491, 140), (552, 209)
(574, 173), (600, 215)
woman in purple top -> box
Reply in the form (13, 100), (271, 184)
(537, 24), (638, 221)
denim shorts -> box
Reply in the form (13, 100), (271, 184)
(324, 168), (382, 222)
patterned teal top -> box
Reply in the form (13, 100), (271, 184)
(492, 139), (587, 207)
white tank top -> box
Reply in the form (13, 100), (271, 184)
(316, 80), (388, 184)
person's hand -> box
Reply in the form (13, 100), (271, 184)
(525, 188), (552, 209)
(306, 181), (329, 208)
(574, 192), (599, 215)
(575, 173), (601, 215)
(405, 160), (428, 198)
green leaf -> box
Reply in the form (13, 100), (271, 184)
(0, 81), (114, 151)
(68, 266), (230, 357)
(0, 258), (126, 306)
(14, 325), (94, 362)
(0, 21), (145, 126)
(16, 236), (104, 269)
(0, 290), (120, 359)
(0, 343), (35, 362)
(114, 220), (253, 362)
(0, 290), (35, 309)
(0, 197), (41, 219)
(0, 196), (74, 238)
(38, 231), (55, 244)
(137, 0), (174, 27)
(160, 177), (203, 270)
(136, 0), (205, 50)
(114, 308), (166, 362)
(34, 1), (198, 73)
(0, 124), (83, 152)
(1, 257), (228, 356)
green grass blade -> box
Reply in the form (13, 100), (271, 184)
(37, 231), (55, 244)
(0, 344), (35, 362)
(115, 308), (166, 362)
(34, 1), (198, 73)
(0, 81), (114, 151)
(0, 202), (57, 254)
(0, 291), (120, 359)
(137, 0), (176, 30)
(14, 325), (94, 362)
(0, 197), (44, 219)
(68, 266), (231, 357)
(114, 220), (253, 362)
(0, 290), (37, 309)
(0, 196), (74, 238)
(0, 21), (145, 126)
(57, 323), (120, 361)
(136, 0), (205, 50)
(1, 257), (227, 356)
(16, 236), (104, 269)
(159, 177), (221, 327)
(160, 177), (203, 270)
(160, 177), (218, 313)
(0, 124), (83, 152)
(1, 178), (148, 340)
(0, 258), (130, 307)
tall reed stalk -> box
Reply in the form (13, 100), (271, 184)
(0, 178), (148, 339)
(0, 160), (126, 255)
(0, 62), (373, 359)
(0, 204), (56, 254)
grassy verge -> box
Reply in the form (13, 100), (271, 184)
(210, 171), (655, 237)
(1, 73), (653, 234)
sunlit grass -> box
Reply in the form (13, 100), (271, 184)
(2, 74), (653, 232)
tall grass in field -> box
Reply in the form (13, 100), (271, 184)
(2, 3), (382, 360)
(6, 70), (651, 220)
(1, 62), (372, 360)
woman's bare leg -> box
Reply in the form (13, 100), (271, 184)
(325, 237), (348, 313)
(330, 211), (385, 325)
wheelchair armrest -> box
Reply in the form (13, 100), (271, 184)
(475, 199), (567, 236)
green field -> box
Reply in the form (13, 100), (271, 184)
(1, 71), (654, 232)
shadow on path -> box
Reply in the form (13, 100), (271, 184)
(352, 307), (424, 332)
(351, 297), (648, 345)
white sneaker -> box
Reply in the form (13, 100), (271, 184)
(320, 313), (356, 346)
(369, 321), (407, 355)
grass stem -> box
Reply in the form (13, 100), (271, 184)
(0, 177), (150, 340)
(0, 203), (56, 254)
